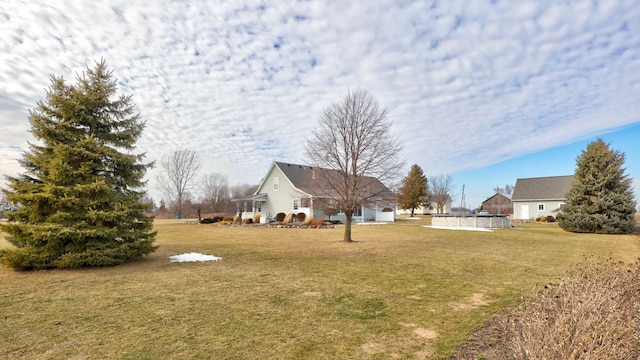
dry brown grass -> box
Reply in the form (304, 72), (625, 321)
(303, 215), (314, 226)
(1, 218), (640, 359)
(504, 258), (640, 359)
(283, 212), (293, 224)
(452, 257), (640, 359)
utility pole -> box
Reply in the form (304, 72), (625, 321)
(460, 184), (466, 214)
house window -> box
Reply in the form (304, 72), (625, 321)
(537, 204), (545, 211)
(273, 177), (279, 191)
(293, 199), (299, 210)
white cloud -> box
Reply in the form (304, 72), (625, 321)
(1, 0), (639, 203)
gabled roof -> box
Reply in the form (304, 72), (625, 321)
(482, 192), (512, 204)
(267, 161), (395, 201)
(511, 175), (574, 201)
(274, 162), (317, 195)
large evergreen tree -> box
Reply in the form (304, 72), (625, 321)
(558, 138), (636, 234)
(398, 164), (428, 217)
(0, 60), (157, 270)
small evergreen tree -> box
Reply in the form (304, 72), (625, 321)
(0, 60), (157, 270)
(158, 200), (168, 214)
(398, 164), (428, 217)
(558, 138), (636, 234)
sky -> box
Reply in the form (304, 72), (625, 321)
(1, 0), (639, 209)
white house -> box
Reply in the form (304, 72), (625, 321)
(235, 161), (397, 223)
(396, 199), (452, 215)
(511, 175), (574, 219)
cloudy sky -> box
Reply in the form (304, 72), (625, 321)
(1, 0), (639, 208)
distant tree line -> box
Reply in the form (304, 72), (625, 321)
(493, 184), (514, 195)
(152, 149), (258, 219)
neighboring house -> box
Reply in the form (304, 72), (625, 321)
(235, 161), (397, 223)
(511, 175), (574, 219)
(481, 192), (513, 215)
(396, 199), (452, 216)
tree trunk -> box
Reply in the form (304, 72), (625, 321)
(343, 211), (353, 242)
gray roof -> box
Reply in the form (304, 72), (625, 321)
(275, 162), (318, 194)
(273, 161), (396, 201)
(511, 175), (574, 201)
(482, 192), (512, 204)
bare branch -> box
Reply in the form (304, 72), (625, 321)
(305, 88), (404, 241)
(156, 148), (202, 218)
(429, 174), (454, 214)
(201, 173), (229, 213)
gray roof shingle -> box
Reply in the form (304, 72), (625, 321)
(274, 161), (395, 201)
(511, 175), (575, 201)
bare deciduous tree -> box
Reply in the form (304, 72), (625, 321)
(493, 184), (514, 195)
(230, 183), (258, 199)
(305, 88), (403, 242)
(156, 149), (202, 218)
(230, 183), (259, 216)
(429, 174), (454, 214)
(201, 173), (230, 213)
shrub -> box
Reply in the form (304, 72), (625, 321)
(275, 212), (286, 222)
(303, 215), (314, 226)
(296, 212), (306, 222)
(283, 213), (294, 225)
(243, 218), (253, 224)
(253, 213), (261, 224)
(233, 214), (240, 224)
(503, 258), (640, 359)
(545, 215), (555, 223)
(199, 218), (216, 224)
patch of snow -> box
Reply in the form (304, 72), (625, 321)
(169, 252), (222, 262)
(424, 226), (493, 232)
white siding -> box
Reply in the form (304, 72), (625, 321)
(254, 162), (396, 223)
(396, 201), (451, 215)
(254, 165), (307, 221)
(513, 200), (565, 219)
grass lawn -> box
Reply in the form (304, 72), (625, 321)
(1, 217), (639, 359)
